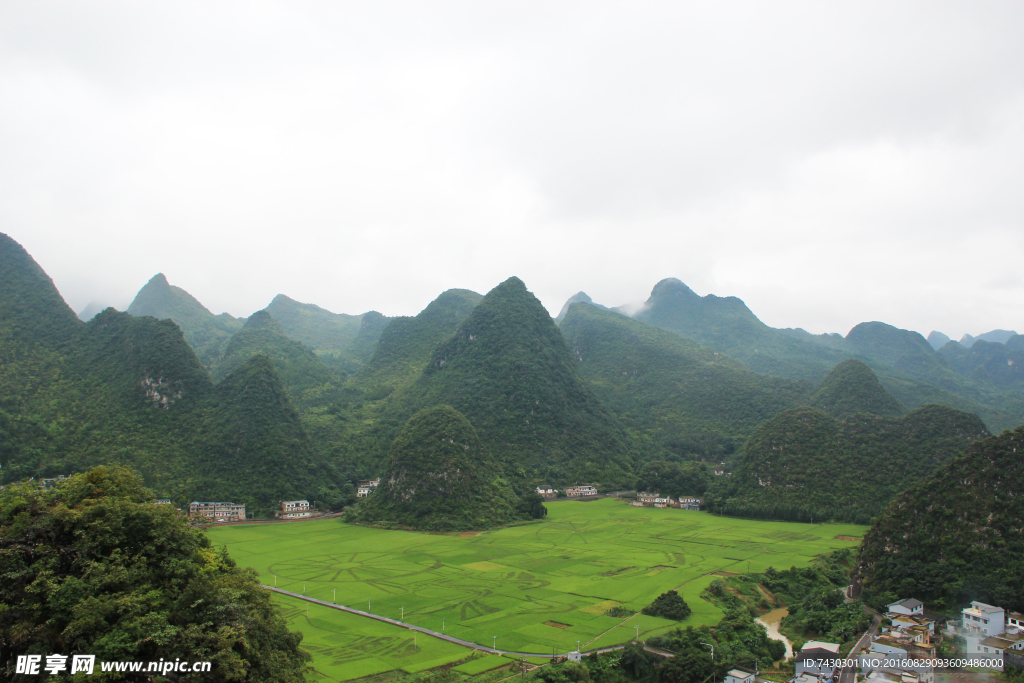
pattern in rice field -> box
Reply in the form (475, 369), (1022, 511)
(211, 498), (866, 682)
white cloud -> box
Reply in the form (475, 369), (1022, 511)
(1, 1), (1021, 340)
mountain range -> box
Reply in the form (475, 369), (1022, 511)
(2, 231), (1022, 530)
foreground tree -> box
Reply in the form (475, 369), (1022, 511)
(0, 466), (310, 681)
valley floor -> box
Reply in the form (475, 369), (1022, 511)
(207, 499), (866, 682)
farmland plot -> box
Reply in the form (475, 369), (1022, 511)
(209, 499), (864, 681)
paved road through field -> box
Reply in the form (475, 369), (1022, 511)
(264, 586), (670, 659)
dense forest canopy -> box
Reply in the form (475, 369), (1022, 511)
(0, 466), (310, 681)
(856, 426), (1024, 612)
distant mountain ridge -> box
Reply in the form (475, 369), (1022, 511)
(561, 280), (1024, 432)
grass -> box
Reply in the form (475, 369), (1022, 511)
(208, 499), (865, 681)
(451, 656), (510, 675)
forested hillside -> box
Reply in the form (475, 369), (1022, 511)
(706, 404), (988, 523)
(559, 302), (810, 461)
(366, 277), (635, 486)
(350, 405), (537, 530)
(856, 426), (1024, 612)
(126, 273), (244, 367)
(265, 293), (389, 372)
(809, 359), (905, 419)
(616, 278), (1023, 431)
(0, 234), (347, 515)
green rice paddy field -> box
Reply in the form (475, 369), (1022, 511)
(207, 499), (867, 681)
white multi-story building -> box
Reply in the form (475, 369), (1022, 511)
(356, 479), (381, 498)
(963, 602), (1006, 639)
(796, 641), (841, 678)
(276, 500), (312, 519)
(889, 599), (925, 616)
(565, 485), (598, 498)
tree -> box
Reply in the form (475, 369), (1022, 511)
(0, 466), (310, 681)
(642, 590), (692, 620)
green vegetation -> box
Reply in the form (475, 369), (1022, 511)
(809, 359), (905, 419)
(0, 466), (310, 681)
(265, 293), (380, 372)
(707, 404), (988, 523)
(211, 309), (346, 411)
(126, 272), (244, 367)
(350, 406), (531, 531)
(0, 235), (347, 515)
(856, 425), (1024, 612)
(208, 498), (865, 679)
(559, 302), (810, 462)
(625, 278), (1024, 431)
(370, 278), (635, 487)
(634, 460), (711, 498)
(641, 590), (691, 620)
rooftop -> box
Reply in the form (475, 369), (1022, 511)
(727, 670), (755, 679)
(966, 601), (1004, 614)
(892, 598), (924, 609)
(801, 641), (841, 654)
(281, 500), (309, 505)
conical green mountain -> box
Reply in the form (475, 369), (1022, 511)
(127, 273), (243, 367)
(856, 426), (1024, 611)
(351, 406), (523, 530)
(706, 404), (989, 523)
(193, 354), (336, 514)
(265, 294), (390, 372)
(381, 277), (633, 484)
(351, 288), (483, 393)
(211, 310), (344, 410)
(559, 301), (810, 458)
(809, 359), (905, 419)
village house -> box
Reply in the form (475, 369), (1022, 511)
(154, 499), (172, 505)
(976, 631), (1024, 671)
(796, 641), (841, 679)
(356, 479), (381, 498)
(188, 501), (246, 522)
(1008, 612), (1024, 630)
(678, 496), (703, 510)
(565, 485), (598, 498)
(654, 497), (672, 508)
(724, 669), (755, 683)
(636, 491), (658, 505)
(535, 485), (558, 498)
(889, 599), (925, 616)
(276, 500), (313, 519)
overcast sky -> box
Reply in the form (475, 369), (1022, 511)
(2, 1), (1022, 339)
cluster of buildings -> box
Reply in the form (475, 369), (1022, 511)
(792, 597), (1024, 683)
(533, 484), (600, 499)
(186, 500), (324, 522)
(631, 492), (703, 510)
(956, 600), (1024, 669)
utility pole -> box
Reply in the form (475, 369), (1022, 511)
(401, 606), (404, 621)
(303, 582), (305, 595)
(442, 618), (445, 633)
(333, 588), (336, 604)
(493, 636), (497, 653)
(635, 625), (639, 641)
(701, 643), (715, 683)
